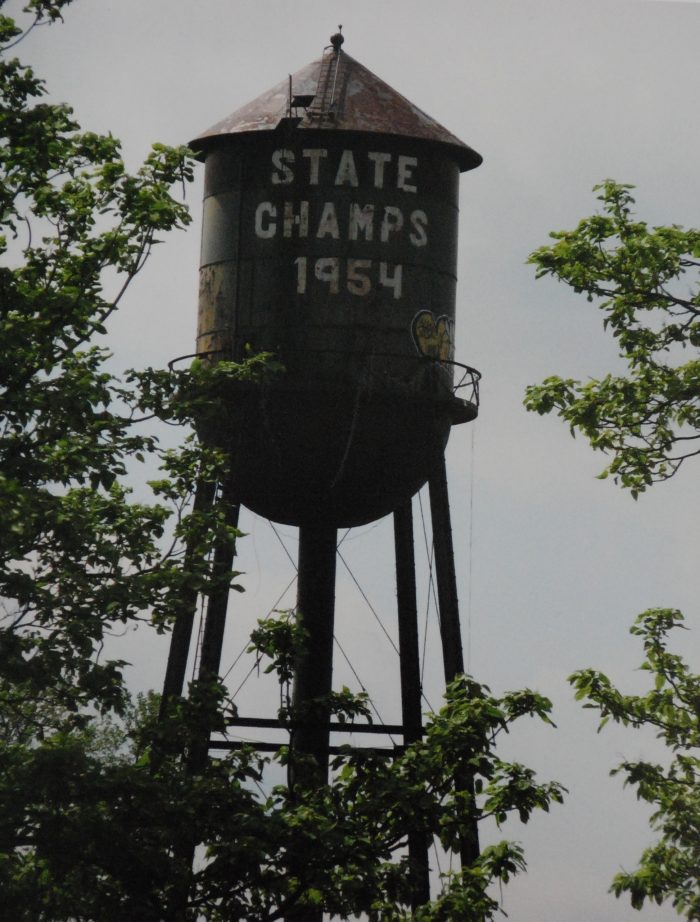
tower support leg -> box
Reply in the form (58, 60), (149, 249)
(394, 500), (431, 908)
(290, 523), (338, 785)
(188, 477), (240, 772)
(162, 477), (240, 921)
(428, 450), (480, 868)
(159, 478), (217, 718)
(196, 481), (240, 683)
(285, 524), (337, 922)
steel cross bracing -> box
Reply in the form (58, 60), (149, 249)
(159, 447), (476, 913)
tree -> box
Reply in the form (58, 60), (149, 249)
(527, 184), (700, 917)
(0, 0), (202, 723)
(570, 609), (700, 919)
(0, 4), (564, 918)
(0, 2), (246, 915)
(525, 180), (700, 496)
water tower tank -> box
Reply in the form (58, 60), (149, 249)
(191, 33), (482, 527)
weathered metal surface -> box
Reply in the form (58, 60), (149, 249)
(193, 40), (481, 527)
(191, 47), (482, 173)
(198, 136), (460, 374)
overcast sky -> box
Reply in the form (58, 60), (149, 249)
(11, 1), (700, 919)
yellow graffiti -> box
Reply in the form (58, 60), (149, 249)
(411, 310), (453, 362)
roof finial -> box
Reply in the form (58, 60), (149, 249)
(330, 26), (344, 53)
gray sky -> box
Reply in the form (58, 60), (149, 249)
(11, 0), (700, 918)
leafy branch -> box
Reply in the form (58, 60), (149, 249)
(570, 609), (700, 918)
(525, 181), (700, 496)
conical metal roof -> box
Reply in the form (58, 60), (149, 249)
(191, 42), (482, 172)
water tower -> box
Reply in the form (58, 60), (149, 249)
(162, 29), (482, 907)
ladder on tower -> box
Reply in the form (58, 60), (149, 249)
(307, 47), (345, 124)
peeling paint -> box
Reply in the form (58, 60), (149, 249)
(191, 49), (481, 173)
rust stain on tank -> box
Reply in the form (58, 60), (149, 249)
(197, 263), (235, 356)
(191, 47), (481, 173)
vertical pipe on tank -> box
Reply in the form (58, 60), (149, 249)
(428, 450), (480, 868)
(394, 500), (431, 907)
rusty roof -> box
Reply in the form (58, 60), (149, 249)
(191, 46), (482, 172)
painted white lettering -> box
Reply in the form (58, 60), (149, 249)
(380, 205), (404, 242)
(347, 259), (372, 296)
(254, 202), (277, 238)
(283, 201), (309, 238)
(397, 155), (418, 193)
(271, 149), (294, 184)
(294, 256), (307, 294)
(316, 202), (340, 239)
(368, 151), (391, 188)
(334, 150), (359, 187)
(314, 257), (340, 294)
(348, 203), (375, 241)
(302, 148), (328, 185)
(380, 262), (402, 299)
(409, 209), (428, 247)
